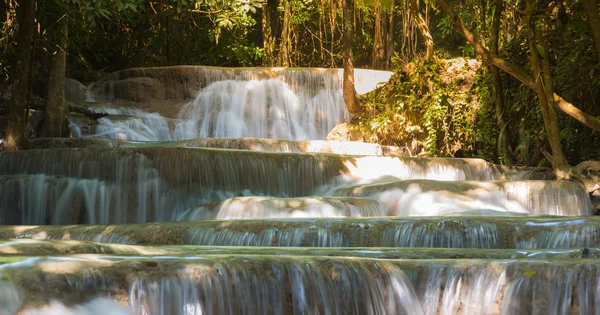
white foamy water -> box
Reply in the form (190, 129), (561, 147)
(375, 187), (529, 216)
(23, 299), (131, 315)
(180, 196), (384, 220)
(324, 179), (593, 216)
(80, 68), (351, 141)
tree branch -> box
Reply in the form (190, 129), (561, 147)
(435, 0), (600, 132)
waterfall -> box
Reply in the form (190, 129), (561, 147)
(77, 67), (352, 142)
(4, 256), (600, 315)
(3, 65), (598, 314)
(0, 148), (526, 224)
(328, 179), (594, 216)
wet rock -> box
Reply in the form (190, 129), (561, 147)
(29, 137), (124, 150)
(64, 78), (89, 103)
(0, 281), (23, 315)
(573, 161), (600, 214)
(185, 196), (383, 220)
(113, 77), (164, 102)
(27, 109), (44, 138)
(0, 84), (10, 109)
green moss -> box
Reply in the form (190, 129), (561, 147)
(351, 57), (486, 158)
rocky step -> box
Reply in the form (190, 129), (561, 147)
(181, 196), (384, 220)
(330, 179), (594, 216)
(2, 255), (599, 314)
(0, 147), (513, 185)
(4, 174), (589, 226)
(2, 217), (599, 248)
(30, 137), (409, 156)
(89, 66), (392, 103)
(0, 176), (388, 225)
(0, 239), (596, 258)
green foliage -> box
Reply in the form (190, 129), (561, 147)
(1, 0), (599, 169)
(354, 57), (481, 157)
(472, 72), (498, 162)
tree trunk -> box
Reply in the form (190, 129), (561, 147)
(435, 0), (600, 133)
(409, 0), (434, 61)
(343, 0), (360, 115)
(525, 1), (571, 178)
(490, 0), (512, 164)
(262, 0), (278, 66)
(5, 0), (35, 150)
(582, 0), (600, 62)
(278, 0), (292, 67)
(372, 0), (384, 69)
(329, 0), (336, 67)
(385, 0), (395, 69)
(41, 12), (68, 138)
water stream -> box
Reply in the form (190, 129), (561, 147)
(0, 66), (597, 314)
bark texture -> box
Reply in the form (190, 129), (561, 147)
(409, 0), (434, 61)
(372, 0), (385, 69)
(490, 0), (512, 164)
(582, 0), (600, 62)
(385, 0), (396, 69)
(5, 0), (35, 150)
(278, 0), (292, 67)
(436, 0), (600, 133)
(342, 0), (360, 115)
(41, 13), (69, 138)
(526, 8), (571, 178)
(262, 0), (277, 66)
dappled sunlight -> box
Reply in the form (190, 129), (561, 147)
(327, 179), (591, 216)
(12, 226), (41, 234)
(37, 259), (111, 275)
(4, 254), (597, 314)
(182, 196), (383, 220)
(2, 58), (598, 314)
(84, 68), (350, 142)
(23, 299), (131, 315)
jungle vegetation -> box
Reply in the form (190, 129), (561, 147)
(0, 0), (599, 178)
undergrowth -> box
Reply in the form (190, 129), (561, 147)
(352, 57), (488, 158)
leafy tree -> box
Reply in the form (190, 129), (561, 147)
(434, 0), (600, 177)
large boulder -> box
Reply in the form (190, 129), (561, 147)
(91, 66), (231, 103)
(574, 161), (600, 214)
(326, 123), (364, 142)
(64, 78), (89, 103)
(112, 77), (164, 102)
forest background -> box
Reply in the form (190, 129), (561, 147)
(0, 0), (599, 179)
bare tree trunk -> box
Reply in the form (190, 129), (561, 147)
(343, 0), (360, 115)
(372, 0), (384, 69)
(5, 0), (35, 150)
(329, 0), (336, 67)
(490, 0), (512, 164)
(409, 0), (434, 61)
(525, 1), (571, 178)
(262, 0), (278, 66)
(582, 0), (600, 62)
(278, 0), (292, 67)
(435, 0), (600, 132)
(385, 0), (395, 69)
(41, 11), (68, 138)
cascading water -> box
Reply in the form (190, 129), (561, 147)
(77, 68), (351, 142)
(3, 256), (600, 315)
(1, 65), (598, 314)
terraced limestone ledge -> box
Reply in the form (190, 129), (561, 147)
(0, 239), (596, 259)
(2, 216), (599, 248)
(0, 146), (523, 188)
(1, 255), (599, 314)
(331, 179), (594, 216)
(29, 137), (410, 156)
